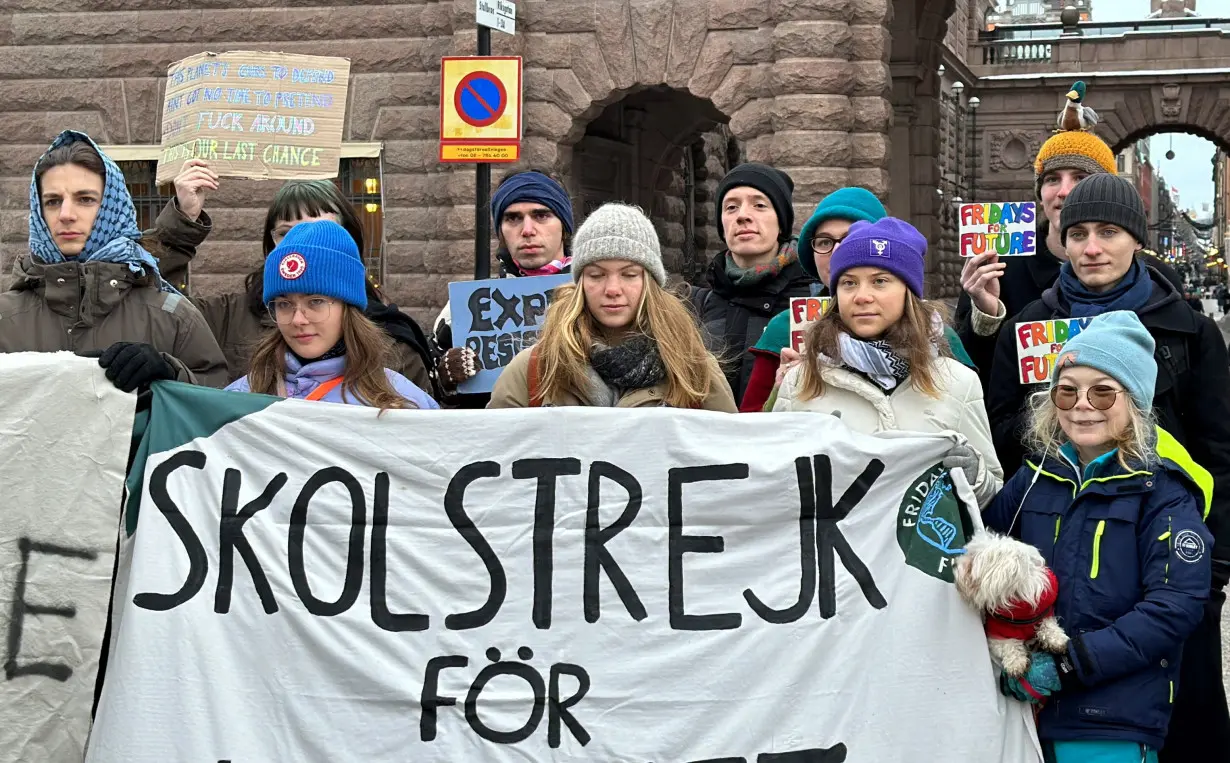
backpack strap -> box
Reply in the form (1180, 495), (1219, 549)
(527, 345), (543, 407)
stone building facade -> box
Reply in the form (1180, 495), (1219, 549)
(0, 0), (968, 325)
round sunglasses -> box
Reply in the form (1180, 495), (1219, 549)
(1049, 384), (1124, 411)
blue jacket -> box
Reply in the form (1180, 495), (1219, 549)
(227, 353), (439, 409)
(983, 430), (1212, 749)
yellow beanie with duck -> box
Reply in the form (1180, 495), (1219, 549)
(1034, 130), (1116, 197)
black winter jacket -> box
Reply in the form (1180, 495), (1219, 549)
(689, 249), (813, 403)
(985, 266), (1230, 584)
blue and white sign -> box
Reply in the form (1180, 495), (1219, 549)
(476, 0), (516, 34)
(449, 273), (570, 394)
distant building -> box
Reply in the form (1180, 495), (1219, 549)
(987, 0), (1091, 25)
(1151, 0), (1198, 18)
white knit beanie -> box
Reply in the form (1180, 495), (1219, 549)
(570, 203), (667, 286)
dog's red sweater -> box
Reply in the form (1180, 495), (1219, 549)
(985, 567), (1059, 641)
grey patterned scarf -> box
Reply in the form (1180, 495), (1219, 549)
(585, 335), (667, 406)
(825, 333), (911, 392)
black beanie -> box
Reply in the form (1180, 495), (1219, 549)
(716, 163), (795, 243)
(1060, 174), (1148, 246)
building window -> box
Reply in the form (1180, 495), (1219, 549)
(338, 157), (385, 279)
(117, 161), (174, 233)
(116, 157), (386, 280)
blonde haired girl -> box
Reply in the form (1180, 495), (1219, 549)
(983, 311), (1211, 763)
(488, 203), (734, 411)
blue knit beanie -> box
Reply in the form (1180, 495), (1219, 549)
(1049, 310), (1156, 412)
(490, 171), (574, 235)
(263, 220), (368, 310)
(829, 217), (927, 297)
(798, 188), (887, 282)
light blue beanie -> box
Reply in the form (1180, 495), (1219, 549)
(263, 220), (368, 310)
(1049, 310), (1156, 412)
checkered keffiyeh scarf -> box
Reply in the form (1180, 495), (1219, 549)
(28, 130), (177, 293)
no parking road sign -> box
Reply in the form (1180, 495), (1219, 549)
(440, 56), (522, 163)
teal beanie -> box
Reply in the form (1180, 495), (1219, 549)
(798, 187), (887, 283)
(1049, 310), (1156, 412)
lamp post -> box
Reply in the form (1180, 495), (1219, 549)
(968, 96), (981, 200)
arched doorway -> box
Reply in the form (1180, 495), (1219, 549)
(568, 87), (732, 282)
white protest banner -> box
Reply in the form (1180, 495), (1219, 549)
(1014, 316), (1095, 384)
(89, 384), (1041, 762)
(788, 296), (831, 353)
(959, 202), (1037, 257)
(0, 353), (135, 763)
(157, 50), (351, 184)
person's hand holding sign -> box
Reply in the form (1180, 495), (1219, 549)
(174, 159), (219, 222)
(960, 252), (1006, 316)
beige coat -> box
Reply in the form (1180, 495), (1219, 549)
(0, 256), (228, 388)
(773, 356), (1003, 506)
(488, 347), (737, 411)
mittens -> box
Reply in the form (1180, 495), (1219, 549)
(98, 342), (176, 392)
(436, 347), (478, 391)
(998, 652), (1061, 705)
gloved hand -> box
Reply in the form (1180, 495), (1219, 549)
(999, 652), (1061, 705)
(943, 442), (983, 483)
(436, 347), (478, 391)
(98, 342), (176, 392)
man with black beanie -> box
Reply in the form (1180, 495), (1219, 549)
(690, 162), (812, 403)
(984, 174), (1230, 762)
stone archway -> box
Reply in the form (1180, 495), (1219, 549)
(567, 87), (731, 281)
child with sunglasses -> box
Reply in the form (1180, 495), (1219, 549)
(983, 311), (1212, 763)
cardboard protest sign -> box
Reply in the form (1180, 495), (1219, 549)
(448, 274), (570, 394)
(959, 202), (1037, 257)
(0, 354), (135, 763)
(157, 51), (351, 184)
(88, 384), (1042, 763)
(1015, 317), (1094, 384)
(788, 296), (831, 352)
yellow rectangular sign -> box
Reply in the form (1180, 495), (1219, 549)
(439, 56), (522, 163)
(440, 144), (520, 162)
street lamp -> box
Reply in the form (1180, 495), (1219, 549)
(968, 97), (981, 200)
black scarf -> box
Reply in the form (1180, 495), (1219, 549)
(590, 335), (666, 391)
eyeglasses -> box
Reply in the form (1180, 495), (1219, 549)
(266, 297), (337, 325)
(1049, 384), (1125, 411)
(811, 235), (846, 254)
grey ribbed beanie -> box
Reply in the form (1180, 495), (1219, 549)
(1060, 174), (1148, 246)
(570, 203), (667, 286)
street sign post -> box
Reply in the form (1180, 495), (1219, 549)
(476, 0), (516, 35)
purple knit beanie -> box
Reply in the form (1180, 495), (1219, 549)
(829, 217), (926, 297)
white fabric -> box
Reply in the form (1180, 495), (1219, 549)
(773, 356), (1004, 507)
(0, 353), (135, 763)
(88, 401), (1038, 763)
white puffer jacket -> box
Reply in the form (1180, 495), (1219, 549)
(773, 356), (1003, 507)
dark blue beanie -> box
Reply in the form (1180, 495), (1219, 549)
(263, 220), (368, 310)
(490, 171), (574, 234)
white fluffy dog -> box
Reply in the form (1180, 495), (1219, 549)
(955, 530), (1069, 677)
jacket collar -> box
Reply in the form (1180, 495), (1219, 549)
(705, 244), (811, 300)
(12, 255), (144, 323)
(816, 363), (900, 428)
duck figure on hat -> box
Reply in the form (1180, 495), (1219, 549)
(1057, 80), (1099, 132)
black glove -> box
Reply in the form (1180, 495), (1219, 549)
(98, 342), (176, 392)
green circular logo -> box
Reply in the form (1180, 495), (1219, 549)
(896, 463), (972, 583)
